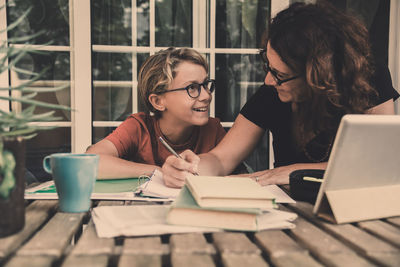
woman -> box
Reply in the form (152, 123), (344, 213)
(87, 48), (225, 179)
(161, 2), (399, 187)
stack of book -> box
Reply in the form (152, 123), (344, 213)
(167, 176), (297, 231)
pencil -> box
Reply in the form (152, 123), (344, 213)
(158, 136), (199, 176)
(159, 136), (181, 158)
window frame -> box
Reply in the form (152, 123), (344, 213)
(389, 0), (400, 114)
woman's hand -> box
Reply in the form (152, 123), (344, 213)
(234, 166), (293, 185)
(233, 162), (328, 186)
(249, 166), (294, 185)
(162, 150), (200, 188)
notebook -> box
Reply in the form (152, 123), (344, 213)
(313, 114), (400, 224)
(186, 175), (276, 209)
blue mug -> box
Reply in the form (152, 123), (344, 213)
(43, 153), (99, 213)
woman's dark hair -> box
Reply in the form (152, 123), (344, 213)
(266, 1), (377, 146)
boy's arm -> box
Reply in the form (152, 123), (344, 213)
(86, 139), (160, 179)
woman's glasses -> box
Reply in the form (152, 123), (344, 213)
(160, 79), (215, 98)
(259, 49), (299, 86)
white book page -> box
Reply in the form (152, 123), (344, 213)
(137, 169), (181, 198)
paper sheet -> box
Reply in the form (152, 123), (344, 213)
(262, 185), (296, 203)
(92, 205), (297, 238)
(136, 169), (181, 198)
(92, 205), (221, 238)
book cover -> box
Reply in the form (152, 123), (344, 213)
(186, 175), (276, 209)
(167, 186), (296, 231)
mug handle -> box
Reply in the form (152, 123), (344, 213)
(43, 156), (52, 174)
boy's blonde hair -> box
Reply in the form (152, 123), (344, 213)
(138, 47), (208, 117)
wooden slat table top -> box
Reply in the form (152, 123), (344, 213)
(16, 212), (85, 257)
(0, 201), (58, 259)
(255, 230), (323, 267)
(287, 202), (400, 266)
(170, 233), (215, 255)
(1, 199), (400, 267)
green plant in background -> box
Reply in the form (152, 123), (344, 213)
(0, 6), (70, 198)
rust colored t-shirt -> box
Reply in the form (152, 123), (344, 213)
(105, 112), (226, 166)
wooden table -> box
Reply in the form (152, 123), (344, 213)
(1, 199), (399, 267)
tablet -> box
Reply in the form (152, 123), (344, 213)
(313, 114), (400, 223)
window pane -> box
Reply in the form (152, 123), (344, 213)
(215, 53), (265, 121)
(7, 0), (69, 45)
(93, 84), (132, 121)
(93, 52), (132, 81)
(137, 0), (150, 46)
(92, 0), (131, 45)
(93, 52), (132, 121)
(92, 52), (148, 121)
(11, 51), (71, 121)
(155, 0), (192, 47)
(26, 128), (71, 182)
(216, 0), (269, 48)
(136, 53), (150, 113)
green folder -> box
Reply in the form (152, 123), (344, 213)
(32, 178), (142, 194)
(24, 177), (159, 201)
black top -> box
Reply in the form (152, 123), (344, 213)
(240, 65), (399, 168)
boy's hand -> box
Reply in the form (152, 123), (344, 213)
(162, 150), (200, 188)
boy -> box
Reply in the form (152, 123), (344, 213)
(87, 48), (225, 179)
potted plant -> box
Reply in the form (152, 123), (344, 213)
(0, 6), (71, 237)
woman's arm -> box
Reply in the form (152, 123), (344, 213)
(199, 114), (264, 175)
(162, 114), (265, 187)
(86, 139), (160, 179)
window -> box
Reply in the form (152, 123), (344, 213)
(2, 0), (275, 180)
(2, 0), (397, 180)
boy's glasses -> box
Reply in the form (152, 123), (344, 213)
(161, 79), (215, 98)
(259, 49), (299, 86)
